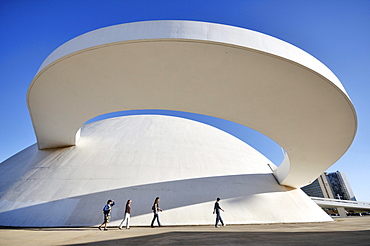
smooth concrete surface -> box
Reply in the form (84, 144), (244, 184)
(1, 216), (369, 245)
(0, 116), (331, 227)
(27, 20), (357, 188)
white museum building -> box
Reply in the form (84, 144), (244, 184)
(0, 21), (356, 227)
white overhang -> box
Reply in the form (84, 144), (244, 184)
(27, 20), (357, 188)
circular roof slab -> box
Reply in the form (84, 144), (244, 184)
(27, 21), (357, 188)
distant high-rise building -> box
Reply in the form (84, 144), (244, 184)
(302, 171), (356, 201)
(326, 171), (356, 201)
(301, 173), (334, 199)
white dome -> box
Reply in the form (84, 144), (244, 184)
(0, 115), (330, 226)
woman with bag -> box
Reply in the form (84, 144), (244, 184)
(150, 197), (163, 227)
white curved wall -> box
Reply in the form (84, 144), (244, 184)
(0, 116), (331, 227)
(37, 20), (347, 94)
(27, 21), (357, 188)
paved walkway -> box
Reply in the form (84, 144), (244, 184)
(1, 217), (369, 245)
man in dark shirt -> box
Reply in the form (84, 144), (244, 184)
(213, 197), (225, 227)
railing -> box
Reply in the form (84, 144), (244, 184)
(311, 197), (370, 209)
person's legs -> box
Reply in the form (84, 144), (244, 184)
(103, 215), (110, 230)
(99, 222), (107, 230)
(151, 213), (157, 227)
(151, 213), (161, 227)
(99, 214), (109, 230)
(215, 213), (220, 227)
(118, 214), (126, 229)
(219, 214), (224, 226)
(126, 213), (130, 229)
(156, 214), (161, 226)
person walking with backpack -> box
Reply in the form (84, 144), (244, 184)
(151, 197), (163, 227)
(98, 199), (115, 231)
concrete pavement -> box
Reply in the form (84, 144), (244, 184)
(1, 216), (369, 245)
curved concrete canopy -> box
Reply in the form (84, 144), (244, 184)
(27, 20), (357, 188)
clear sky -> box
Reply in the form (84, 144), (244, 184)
(1, 0), (369, 201)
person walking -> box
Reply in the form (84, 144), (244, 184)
(98, 199), (115, 231)
(151, 197), (163, 227)
(118, 199), (132, 230)
(213, 197), (225, 227)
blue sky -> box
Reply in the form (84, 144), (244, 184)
(0, 0), (369, 201)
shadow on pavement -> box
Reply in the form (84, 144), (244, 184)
(66, 230), (370, 246)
